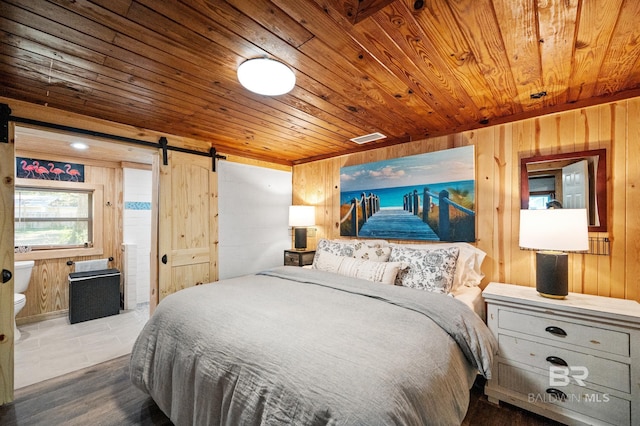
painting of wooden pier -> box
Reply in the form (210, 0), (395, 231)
(358, 209), (439, 239)
(339, 146), (475, 242)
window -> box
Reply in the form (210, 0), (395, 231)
(15, 187), (93, 249)
(528, 194), (552, 210)
(13, 179), (104, 260)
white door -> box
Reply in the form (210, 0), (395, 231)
(562, 160), (589, 211)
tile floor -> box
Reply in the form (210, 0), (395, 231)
(14, 303), (150, 389)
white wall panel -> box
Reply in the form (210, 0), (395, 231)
(123, 168), (152, 303)
(218, 162), (291, 279)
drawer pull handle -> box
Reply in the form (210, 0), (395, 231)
(545, 388), (567, 401)
(545, 326), (567, 337)
(546, 356), (568, 366)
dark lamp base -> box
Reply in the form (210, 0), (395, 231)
(294, 228), (308, 250)
(536, 251), (568, 299)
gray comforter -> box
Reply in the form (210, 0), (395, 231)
(130, 266), (497, 425)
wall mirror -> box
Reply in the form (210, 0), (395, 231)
(520, 149), (607, 232)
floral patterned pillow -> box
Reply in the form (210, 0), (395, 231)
(352, 241), (392, 262)
(389, 246), (460, 294)
(312, 239), (355, 267)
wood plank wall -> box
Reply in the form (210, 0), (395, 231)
(293, 97), (640, 302)
(14, 152), (124, 322)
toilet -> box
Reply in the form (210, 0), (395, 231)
(13, 260), (34, 341)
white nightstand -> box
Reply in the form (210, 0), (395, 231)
(482, 282), (640, 426)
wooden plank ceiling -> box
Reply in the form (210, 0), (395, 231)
(1, 0), (640, 166)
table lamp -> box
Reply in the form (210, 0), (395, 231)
(289, 205), (315, 250)
(519, 209), (589, 299)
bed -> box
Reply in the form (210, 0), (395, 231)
(130, 240), (497, 425)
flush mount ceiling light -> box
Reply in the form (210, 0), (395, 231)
(70, 142), (88, 150)
(237, 58), (296, 96)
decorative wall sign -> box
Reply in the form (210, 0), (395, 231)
(16, 157), (85, 182)
(340, 146), (475, 242)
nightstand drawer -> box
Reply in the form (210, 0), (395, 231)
(284, 250), (315, 266)
(498, 334), (630, 393)
(498, 363), (630, 426)
(498, 308), (630, 357)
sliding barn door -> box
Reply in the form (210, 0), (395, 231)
(156, 151), (218, 305)
(0, 122), (15, 403)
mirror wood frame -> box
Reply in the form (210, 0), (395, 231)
(520, 149), (607, 232)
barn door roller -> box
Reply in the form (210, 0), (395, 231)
(210, 147), (226, 172)
(0, 104), (11, 143)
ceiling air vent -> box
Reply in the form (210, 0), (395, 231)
(350, 132), (387, 144)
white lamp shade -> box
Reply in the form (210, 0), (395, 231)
(237, 58), (296, 96)
(519, 209), (589, 252)
(289, 205), (315, 227)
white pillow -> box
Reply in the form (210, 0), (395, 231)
(314, 251), (405, 285)
(389, 246), (460, 294)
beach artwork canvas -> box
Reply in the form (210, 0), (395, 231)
(339, 146), (475, 242)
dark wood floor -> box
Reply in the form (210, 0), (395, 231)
(463, 378), (563, 426)
(0, 355), (563, 425)
(0, 355), (172, 426)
